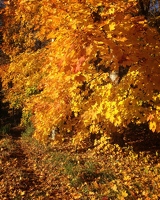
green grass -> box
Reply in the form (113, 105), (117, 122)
(0, 123), (11, 135)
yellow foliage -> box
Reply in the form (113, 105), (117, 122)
(149, 121), (156, 132)
(1, 0), (160, 146)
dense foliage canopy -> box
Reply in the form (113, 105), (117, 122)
(1, 0), (160, 146)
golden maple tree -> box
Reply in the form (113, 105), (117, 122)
(1, 0), (160, 146)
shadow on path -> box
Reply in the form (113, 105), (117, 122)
(0, 138), (44, 200)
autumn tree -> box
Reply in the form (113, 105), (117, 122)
(1, 0), (160, 147)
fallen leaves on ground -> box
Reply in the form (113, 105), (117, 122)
(0, 135), (160, 199)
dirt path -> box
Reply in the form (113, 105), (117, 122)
(0, 135), (74, 200)
(0, 138), (43, 200)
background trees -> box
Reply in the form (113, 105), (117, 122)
(0, 0), (160, 147)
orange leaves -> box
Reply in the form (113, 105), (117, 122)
(75, 74), (85, 83)
(2, 0), (160, 145)
(74, 56), (86, 73)
(147, 114), (154, 122)
(124, 14), (132, 21)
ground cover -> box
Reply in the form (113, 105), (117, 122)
(1, 129), (160, 199)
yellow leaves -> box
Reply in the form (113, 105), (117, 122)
(20, 191), (26, 196)
(3, 0), (160, 147)
(71, 23), (77, 30)
(147, 114), (157, 132)
(149, 121), (156, 132)
(109, 22), (116, 31)
(109, 181), (129, 199)
(118, 190), (128, 199)
(71, 192), (82, 199)
(92, 181), (99, 189)
(47, 31), (56, 40)
(138, 20), (147, 25)
(114, 116), (122, 126)
(94, 135), (108, 147)
(108, 7), (115, 15)
(89, 124), (100, 133)
(111, 184), (118, 192)
(86, 44), (93, 56)
(102, 20), (116, 33)
(107, 33), (112, 38)
(87, 24), (94, 29)
(123, 175), (131, 181)
(116, 36), (127, 42)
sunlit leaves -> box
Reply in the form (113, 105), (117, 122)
(108, 7), (115, 14)
(109, 22), (116, 31)
(1, 0), (160, 145)
(149, 121), (157, 132)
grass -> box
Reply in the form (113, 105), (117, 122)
(21, 123), (34, 138)
(0, 123), (11, 136)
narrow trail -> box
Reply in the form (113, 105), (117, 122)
(0, 63), (71, 199)
(0, 137), (43, 200)
(0, 134), (74, 200)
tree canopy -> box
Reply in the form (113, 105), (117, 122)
(0, 0), (160, 146)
